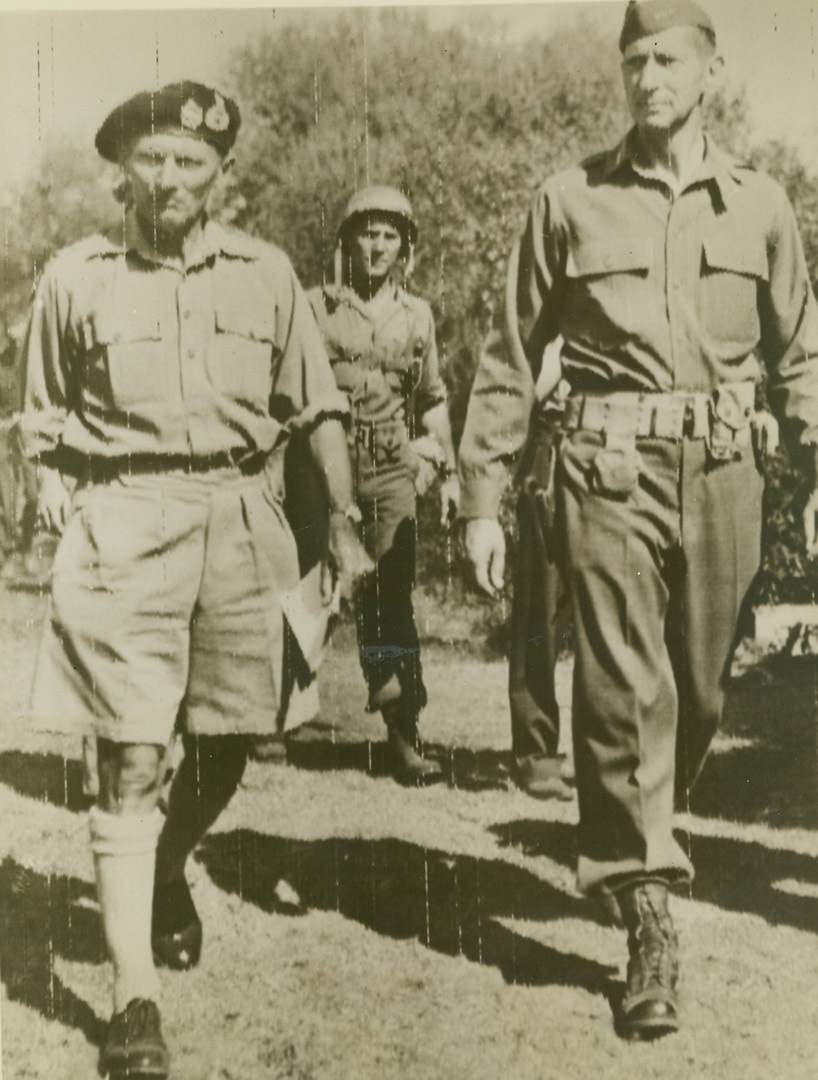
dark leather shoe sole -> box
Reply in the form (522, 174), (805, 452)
(617, 998), (679, 1041)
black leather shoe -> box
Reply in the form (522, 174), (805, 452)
(152, 877), (202, 971)
(616, 880), (680, 1041)
(513, 754), (574, 801)
(98, 998), (169, 1078)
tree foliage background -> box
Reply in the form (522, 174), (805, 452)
(3, 9), (818, 610)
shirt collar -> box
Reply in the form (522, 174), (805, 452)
(121, 212), (258, 269)
(327, 279), (404, 318)
(599, 128), (746, 205)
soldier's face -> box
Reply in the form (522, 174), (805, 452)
(621, 26), (718, 135)
(349, 217), (404, 281)
(122, 131), (227, 239)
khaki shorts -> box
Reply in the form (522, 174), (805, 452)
(31, 465), (314, 744)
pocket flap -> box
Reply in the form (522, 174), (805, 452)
(215, 308), (276, 342)
(702, 235), (769, 280)
(568, 238), (652, 278)
(88, 311), (161, 346)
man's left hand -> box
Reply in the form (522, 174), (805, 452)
(326, 511), (374, 600)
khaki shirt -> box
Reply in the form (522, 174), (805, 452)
(459, 132), (818, 518)
(21, 214), (348, 463)
(307, 282), (446, 433)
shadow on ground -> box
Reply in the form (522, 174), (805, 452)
(686, 661), (818, 827)
(284, 724), (512, 790)
(491, 819), (818, 934)
(0, 750), (91, 813)
(0, 856), (107, 1046)
(197, 829), (617, 995)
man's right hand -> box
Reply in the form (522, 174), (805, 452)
(37, 466), (71, 534)
(326, 511), (375, 601)
(462, 518), (506, 597)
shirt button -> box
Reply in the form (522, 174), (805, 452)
(183, 310), (191, 319)
(187, 349), (195, 359)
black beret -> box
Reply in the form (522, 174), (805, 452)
(620, 0), (716, 53)
(95, 81), (240, 163)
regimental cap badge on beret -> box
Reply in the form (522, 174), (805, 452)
(619, 0), (716, 53)
(180, 98), (204, 131)
(95, 81), (241, 162)
(205, 94), (231, 133)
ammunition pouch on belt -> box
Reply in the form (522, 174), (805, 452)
(562, 383), (760, 470)
(707, 384), (755, 464)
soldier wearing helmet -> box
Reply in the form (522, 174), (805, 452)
(306, 184), (459, 784)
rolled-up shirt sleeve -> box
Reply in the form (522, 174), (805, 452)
(270, 262), (350, 430)
(458, 187), (563, 519)
(761, 187), (818, 448)
(19, 262), (73, 463)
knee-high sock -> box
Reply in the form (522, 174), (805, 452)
(90, 806), (163, 1013)
(155, 736), (247, 884)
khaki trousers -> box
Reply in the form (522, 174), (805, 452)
(557, 431), (763, 895)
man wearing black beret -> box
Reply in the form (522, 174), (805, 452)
(459, 0), (818, 1040)
(21, 80), (372, 1078)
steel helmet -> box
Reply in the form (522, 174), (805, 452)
(337, 185), (418, 248)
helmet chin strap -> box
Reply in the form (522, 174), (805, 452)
(332, 242), (414, 289)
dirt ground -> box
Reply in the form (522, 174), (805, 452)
(3, 584), (818, 1080)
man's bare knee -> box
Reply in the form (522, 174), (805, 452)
(97, 739), (165, 814)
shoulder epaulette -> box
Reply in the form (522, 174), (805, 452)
(56, 233), (121, 264)
(580, 149), (610, 170)
(214, 225), (271, 261)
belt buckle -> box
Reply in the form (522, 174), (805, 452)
(355, 422), (374, 454)
(681, 401), (696, 439)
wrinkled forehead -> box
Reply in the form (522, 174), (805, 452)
(123, 128), (223, 162)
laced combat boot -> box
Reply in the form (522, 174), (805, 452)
(615, 879), (680, 1041)
(381, 700), (443, 786)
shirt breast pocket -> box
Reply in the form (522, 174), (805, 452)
(84, 311), (165, 408)
(565, 238), (653, 346)
(700, 235), (768, 354)
(212, 308), (277, 406)
(327, 347), (364, 397)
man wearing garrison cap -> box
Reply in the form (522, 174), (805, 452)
(20, 81), (372, 1078)
(459, 0), (818, 1040)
